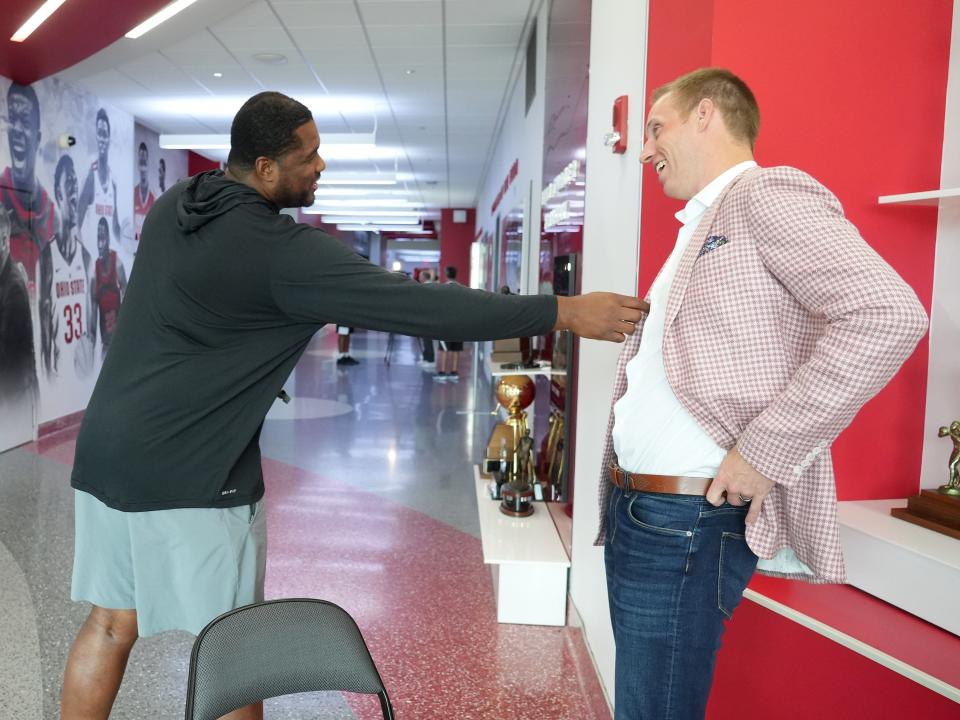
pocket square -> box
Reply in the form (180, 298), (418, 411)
(698, 234), (728, 258)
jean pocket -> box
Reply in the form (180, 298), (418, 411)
(718, 531), (757, 618)
(625, 493), (696, 538)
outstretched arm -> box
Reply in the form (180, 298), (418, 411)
(555, 294), (648, 343)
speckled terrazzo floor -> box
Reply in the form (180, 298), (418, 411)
(0, 330), (610, 719)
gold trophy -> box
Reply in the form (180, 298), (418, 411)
(483, 375), (536, 516)
(891, 420), (960, 539)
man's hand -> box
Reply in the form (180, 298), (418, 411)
(706, 448), (775, 525)
(554, 293), (649, 342)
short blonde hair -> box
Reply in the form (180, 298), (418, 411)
(652, 68), (760, 148)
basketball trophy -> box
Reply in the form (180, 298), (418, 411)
(483, 375), (536, 516)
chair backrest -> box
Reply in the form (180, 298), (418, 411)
(184, 598), (394, 720)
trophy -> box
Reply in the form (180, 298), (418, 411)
(483, 375), (537, 516)
(890, 420), (960, 539)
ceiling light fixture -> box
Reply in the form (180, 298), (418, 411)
(318, 173), (398, 186)
(313, 198), (423, 208)
(252, 52), (288, 65)
(160, 132), (376, 152)
(10, 0), (68, 42)
(310, 210), (422, 218)
(213, 72), (223, 78)
(125, 0), (199, 39)
(309, 215), (421, 225)
(337, 225), (433, 233)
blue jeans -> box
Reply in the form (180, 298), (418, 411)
(604, 485), (758, 720)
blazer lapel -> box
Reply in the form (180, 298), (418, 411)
(663, 167), (760, 332)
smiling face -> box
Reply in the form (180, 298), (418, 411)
(640, 92), (704, 201)
(7, 87), (40, 187)
(272, 121), (326, 208)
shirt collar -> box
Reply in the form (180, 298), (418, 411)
(675, 160), (757, 227)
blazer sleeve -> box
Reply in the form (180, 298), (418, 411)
(734, 170), (928, 487)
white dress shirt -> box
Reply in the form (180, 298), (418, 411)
(612, 161), (756, 476)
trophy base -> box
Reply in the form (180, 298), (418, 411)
(890, 489), (960, 541)
(500, 483), (534, 517)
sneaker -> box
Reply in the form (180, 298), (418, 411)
(336, 355), (360, 366)
(432, 372), (449, 382)
(419, 360), (436, 370)
(447, 372), (460, 383)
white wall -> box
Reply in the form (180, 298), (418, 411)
(474, 0), (549, 295)
(920, 2), (960, 489)
(569, 0), (649, 702)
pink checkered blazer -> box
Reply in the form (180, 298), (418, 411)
(596, 166), (928, 583)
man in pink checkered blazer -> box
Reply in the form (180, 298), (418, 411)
(599, 68), (927, 720)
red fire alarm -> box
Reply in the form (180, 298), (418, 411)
(604, 95), (628, 154)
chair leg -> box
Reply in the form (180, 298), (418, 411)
(378, 692), (395, 720)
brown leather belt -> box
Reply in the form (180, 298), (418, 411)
(608, 464), (712, 496)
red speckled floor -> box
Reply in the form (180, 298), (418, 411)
(0, 330), (611, 719)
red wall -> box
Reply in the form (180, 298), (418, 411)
(640, 0), (951, 500)
(440, 208), (476, 281)
(188, 151), (220, 176)
(639, 1), (956, 716)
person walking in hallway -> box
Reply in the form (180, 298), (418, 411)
(598, 67), (927, 719)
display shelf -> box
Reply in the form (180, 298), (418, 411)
(837, 498), (960, 637)
(484, 354), (566, 379)
(745, 575), (960, 702)
(473, 465), (570, 626)
(877, 187), (960, 205)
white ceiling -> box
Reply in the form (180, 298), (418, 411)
(56, 0), (540, 214)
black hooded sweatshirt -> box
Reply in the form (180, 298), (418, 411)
(72, 171), (555, 511)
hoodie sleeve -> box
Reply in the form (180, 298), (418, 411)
(270, 225), (556, 340)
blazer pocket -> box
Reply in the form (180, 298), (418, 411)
(697, 234), (729, 258)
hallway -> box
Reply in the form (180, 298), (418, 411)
(0, 328), (610, 719)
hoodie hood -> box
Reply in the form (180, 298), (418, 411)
(177, 170), (277, 234)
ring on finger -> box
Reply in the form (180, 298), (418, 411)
(737, 494), (753, 503)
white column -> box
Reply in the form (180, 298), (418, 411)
(569, 0), (650, 702)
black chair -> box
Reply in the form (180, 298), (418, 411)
(184, 598), (395, 719)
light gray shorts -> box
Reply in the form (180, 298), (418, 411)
(71, 489), (266, 637)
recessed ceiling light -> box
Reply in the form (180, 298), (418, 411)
(253, 52), (288, 65)
(404, 69), (416, 75)
(10, 0), (68, 42)
(213, 72), (223, 78)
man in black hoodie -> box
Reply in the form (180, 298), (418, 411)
(61, 91), (645, 720)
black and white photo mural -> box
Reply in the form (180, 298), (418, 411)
(0, 74), (134, 449)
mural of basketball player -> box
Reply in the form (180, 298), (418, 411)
(40, 155), (96, 379)
(0, 82), (57, 297)
(0, 206), (38, 440)
(133, 141), (155, 247)
(78, 108), (122, 252)
(94, 215), (126, 358)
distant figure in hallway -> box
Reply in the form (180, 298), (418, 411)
(434, 266), (464, 382)
(158, 157), (166, 194)
(418, 267), (436, 370)
(61, 90), (644, 720)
